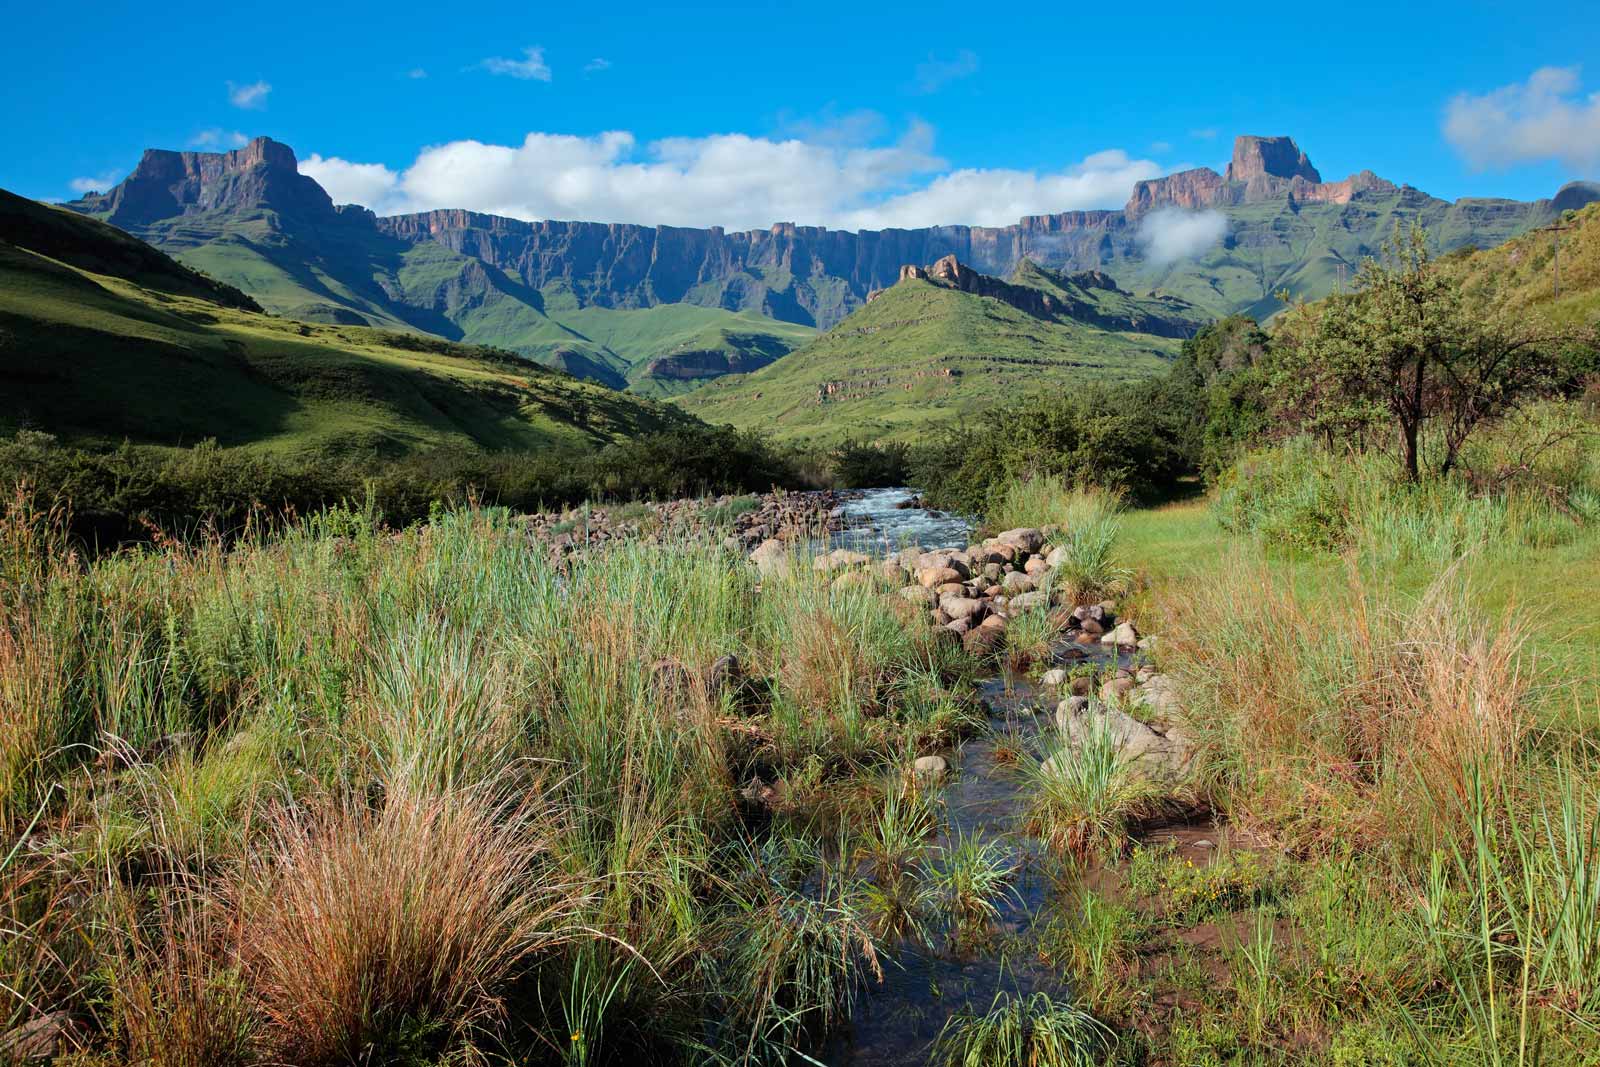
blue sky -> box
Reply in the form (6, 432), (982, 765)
(4, 0), (1598, 230)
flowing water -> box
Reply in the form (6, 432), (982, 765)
(828, 487), (974, 554)
(818, 490), (1120, 1065)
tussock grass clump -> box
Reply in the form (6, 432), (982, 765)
(1022, 720), (1166, 861)
(931, 989), (1111, 1067)
(1158, 555), (1534, 854)
(239, 783), (577, 1065)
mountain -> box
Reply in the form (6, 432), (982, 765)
(63, 141), (816, 393)
(62, 135), (1595, 391)
(675, 255), (1205, 443)
(0, 189), (692, 454)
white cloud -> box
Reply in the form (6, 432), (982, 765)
(481, 46), (551, 81)
(844, 149), (1163, 229)
(68, 170), (121, 195)
(911, 50), (979, 94)
(583, 58), (611, 74)
(190, 128), (249, 148)
(300, 154), (402, 208)
(227, 79), (272, 110)
(298, 125), (1167, 232)
(407, 68), (428, 79)
(1136, 207), (1228, 265)
(1444, 65), (1600, 171)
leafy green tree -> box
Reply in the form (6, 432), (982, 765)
(1272, 223), (1571, 481)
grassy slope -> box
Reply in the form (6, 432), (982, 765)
(130, 213), (817, 393)
(1121, 500), (1600, 694)
(1451, 200), (1600, 328)
(1120, 190), (1556, 321)
(675, 276), (1182, 445)
(0, 207), (693, 456)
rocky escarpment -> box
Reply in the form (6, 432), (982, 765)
(1126, 134), (1399, 217)
(62, 133), (1594, 353)
(870, 255), (1202, 339)
(70, 137), (339, 228)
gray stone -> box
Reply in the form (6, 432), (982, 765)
(913, 754), (948, 779)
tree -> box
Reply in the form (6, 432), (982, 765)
(1272, 223), (1571, 480)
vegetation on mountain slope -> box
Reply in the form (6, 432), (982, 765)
(0, 198), (693, 457)
(676, 265), (1199, 444)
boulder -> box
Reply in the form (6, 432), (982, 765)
(996, 527), (1045, 554)
(1009, 590), (1048, 613)
(899, 585), (937, 608)
(748, 538), (790, 576)
(1001, 572), (1035, 594)
(1052, 698), (1195, 781)
(941, 596), (985, 621)
(1045, 544), (1069, 568)
(919, 566), (964, 589)
(1109, 621), (1139, 647)
(936, 581), (968, 598)
(1040, 668), (1068, 687)
(963, 615), (1008, 657)
(0, 1012), (84, 1061)
(1023, 556), (1050, 576)
(913, 754), (948, 779)
(945, 618), (971, 636)
(1100, 676), (1137, 702)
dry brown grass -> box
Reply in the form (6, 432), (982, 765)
(105, 885), (256, 1067)
(238, 783), (579, 1066)
(1157, 553), (1534, 856)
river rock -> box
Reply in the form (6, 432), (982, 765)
(919, 566), (963, 589)
(963, 615), (1007, 657)
(1109, 621), (1139, 648)
(748, 538), (790, 576)
(1009, 590), (1048, 613)
(1040, 668), (1068, 687)
(1053, 697), (1194, 782)
(1023, 556), (1050, 576)
(941, 595), (985, 620)
(1001, 572), (1035, 594)
(900, 585), (937, 608)
(996, 527), (1045, 554)
(914, 754), (948, 779)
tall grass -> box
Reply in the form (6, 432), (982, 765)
(1022, 718), (1166, 861)
(931, 989), (1111, 1067)
(0, 502), (984, 1063)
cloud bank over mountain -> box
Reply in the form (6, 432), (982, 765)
(299, 125), (1164, 231)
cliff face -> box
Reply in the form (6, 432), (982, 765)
(1125, 135), (1399, 217)
(60, 133), (1591, 352)
(373, 208), (1131, 327)
(71, 137), (336, 227)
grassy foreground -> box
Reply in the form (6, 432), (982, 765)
(0, 498), (997, 1065)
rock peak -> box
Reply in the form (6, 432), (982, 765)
(1226, 135), (1321, 184)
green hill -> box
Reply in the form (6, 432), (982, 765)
(1449, 200), (1600, 330)
(63, 142), (815, 392)
(676, 258), (1202, 444)
(0, 193), (693, 456)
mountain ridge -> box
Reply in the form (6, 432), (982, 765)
(60, 134), (1599, 389)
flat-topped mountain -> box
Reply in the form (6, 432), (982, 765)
(60, 134), (1597, 396)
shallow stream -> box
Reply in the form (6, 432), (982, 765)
(820, 491), (1120, 1065)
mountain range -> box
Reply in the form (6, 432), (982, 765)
(60, 134), (1598, 401)
(0, 188), (689, 455)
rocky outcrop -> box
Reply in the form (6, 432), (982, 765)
(70, 137), (337, 227)
(1226, 135), (1321, 186)
(1125, 135), (1397, 218)
(876, 255), (1201, 339)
